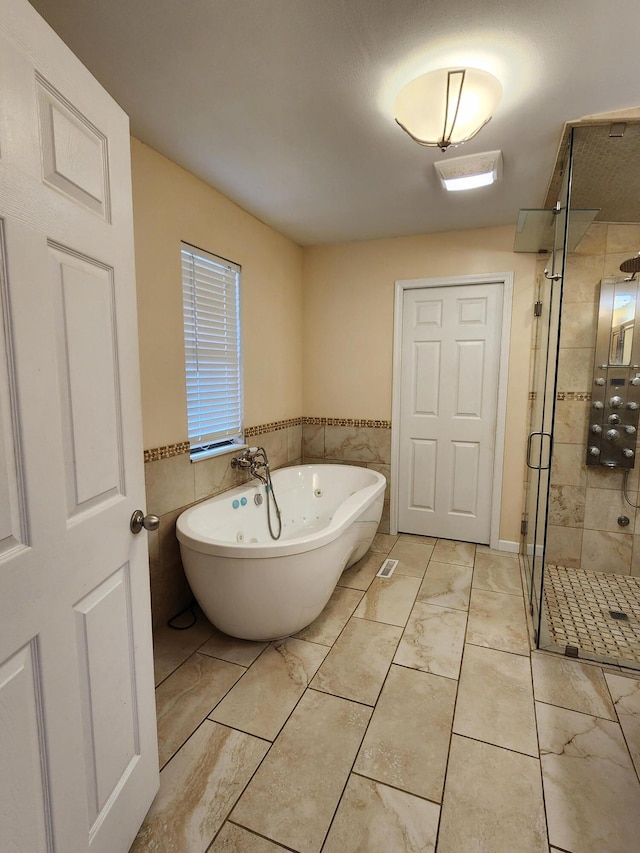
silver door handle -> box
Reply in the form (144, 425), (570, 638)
(130, 510), (160, 534)
(526, 432), (553, 470)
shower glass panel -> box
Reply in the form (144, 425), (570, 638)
(527, 121), (640, 669)
(521, 142), (571, 647)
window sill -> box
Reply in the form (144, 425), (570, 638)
(189, 442), (247, 463)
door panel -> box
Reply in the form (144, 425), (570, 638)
(0, 2), (158, 850)
(398, 282), (503, 542)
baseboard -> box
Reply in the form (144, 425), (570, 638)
(497, 539), (520, 553)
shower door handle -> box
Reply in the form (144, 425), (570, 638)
(526, 432), (553, 470)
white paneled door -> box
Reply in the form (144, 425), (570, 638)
(0, 1), (158, 851)
(397, 282), (504, 543)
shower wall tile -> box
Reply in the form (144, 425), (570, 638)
(545, 524), (583, 568)
(562, 253), (604, 303)
(553, 399), (589, 445)
(150, 505), (192, 628)
(550, 443), (587, 488)
(581, 528), (633, 574)
(583, 486), (634, 533)
(631, 536), (640, 577)
(559, 301), (598, 350)
(574, 222), (607, 255)
(548, 484), (586, 528)
(606, 223), (640, 254)
(587, 462), (640, 491)
(556, 347), (594, 393)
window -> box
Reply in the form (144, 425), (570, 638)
(181, 242), (243, 458)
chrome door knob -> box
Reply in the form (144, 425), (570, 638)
(130, 510), (160, 534)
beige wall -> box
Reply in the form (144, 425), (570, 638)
(302, 226), (538, 543)
(131, 138), (304, 450)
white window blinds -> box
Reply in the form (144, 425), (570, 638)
(181, 243), (243, 453)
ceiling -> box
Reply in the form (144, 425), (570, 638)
(28, 0), (640, 246)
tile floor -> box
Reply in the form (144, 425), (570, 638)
(131, 534), (640, 853)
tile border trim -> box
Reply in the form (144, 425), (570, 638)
(144, 416), (392, 462)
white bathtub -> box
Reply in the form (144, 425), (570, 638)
(176, 464), (386, 640)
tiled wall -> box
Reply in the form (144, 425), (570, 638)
(302, 420), (391, 535)
(144, 418), (391, 627)
(547, 222), (640, 576)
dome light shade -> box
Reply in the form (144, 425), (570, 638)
(394, 68), (502, 152)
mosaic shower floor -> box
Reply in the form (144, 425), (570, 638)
(543, 564), (640, 667)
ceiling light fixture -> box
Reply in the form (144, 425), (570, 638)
(433, 150), (503, 192)
(394, 68), (502, 152)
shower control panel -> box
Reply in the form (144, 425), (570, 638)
(587, 368), (640, 468)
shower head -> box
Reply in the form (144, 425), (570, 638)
(619, 254), (640, 273)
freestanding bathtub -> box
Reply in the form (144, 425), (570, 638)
(176, 464), (386, 640)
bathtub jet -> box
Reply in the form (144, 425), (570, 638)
(176, 464), (386, 640)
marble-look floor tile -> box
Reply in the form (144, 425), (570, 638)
(431, 539), (476, 567)
(466, 589), (530, 655)
(532, 653), (616, 720)
(310, 617), (402, 705)
(387, 539), (434, 577)
(131, 721), (269, 853)
(537, 701), (640, 853)
(153, 614), (215, 686)
(198, 628), (268, 668)
(209, 823), (290, 852)
(472, 551), (522, 596)
(231, 689), (371, 853)
(209, 638), (328, 740)
(397, 533), (437, 546)
(370, 532), (398, 553)
(604, 672), (640, 776)
(437, 735), (548, 853)
(393, 601), (467, 680)
(353, 574), (421, 626)
(354, 664), (456, 802)
(295, 586), (363, 645)
(156, 653), (244, 768)
(453, 645), (538, 756)
(338, 551), (384, 590)
(417, 561), (472, 611)
(322, 774), (440, 853)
